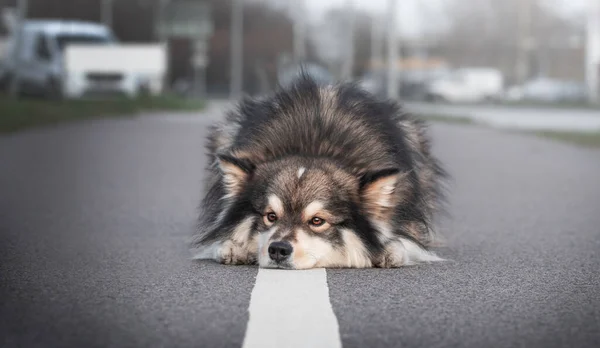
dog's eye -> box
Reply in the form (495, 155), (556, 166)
(310, 217), (325, 226)
(266, 212), (278, 223)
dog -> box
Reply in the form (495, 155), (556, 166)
(191, 76), (447, 269)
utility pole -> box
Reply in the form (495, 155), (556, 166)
(156, 0), (169, 42)
(586, 0), (600, 104)
(370, 14), (383, 72)
(292, 0), (306, 63)
(230, 0), (244, 99)
(101, 0), (113, 29)
(341, 0), (354, 81)
(156, 0), (170, 92)
(386, 0), (399, 99)
(8, 0), (28, 98)
(516, 0), (533, 84)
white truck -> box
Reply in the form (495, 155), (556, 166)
(425, 68), (504, 103)
(1, 20), (166, 98)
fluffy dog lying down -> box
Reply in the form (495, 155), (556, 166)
(191, 77), (447, 269)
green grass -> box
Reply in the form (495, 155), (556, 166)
(433, 100), (600, 110)
(0, 95), (205, 134)
(418, 113), (474, 125)
(533, 130), (600, 148)
(495, 100), (599, 110)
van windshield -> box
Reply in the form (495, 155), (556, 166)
(55, 34), (114, 51)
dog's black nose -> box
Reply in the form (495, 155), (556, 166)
(268, 241), (293, 262)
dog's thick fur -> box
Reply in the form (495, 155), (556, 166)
(191, 77), (447, 269)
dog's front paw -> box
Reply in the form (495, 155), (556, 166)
(217, 241), (256, 265)
(374, 242), (406, 268)
(374, 239), (444, 268)
(192, 240), (256, 265)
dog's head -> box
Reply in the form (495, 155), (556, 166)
(217, 154), (408, 269)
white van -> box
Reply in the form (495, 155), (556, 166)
(425, 68), (504, 103)
(2, 20), (166, 98)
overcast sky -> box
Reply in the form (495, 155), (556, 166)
(303, 0), (588, 38)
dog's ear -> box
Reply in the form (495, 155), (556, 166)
(359, 168), (407, 218)
(216, 154), (255, 197)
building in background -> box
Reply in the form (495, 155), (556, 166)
(0, 0), (594, 101)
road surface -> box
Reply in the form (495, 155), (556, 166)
(1, 104), (599, 348)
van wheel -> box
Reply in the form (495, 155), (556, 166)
(0, 72), (11, 92)
(2, 73), (27, 97)
(45, 77), (63, 100)
(484, 95), (497, 104)
(138, 83), (151, 98)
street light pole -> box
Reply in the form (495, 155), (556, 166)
(101, 0), (113, 29)
(292, 0), (306, 63)
(586, 0), (600, 104)
(341, 0), (354, 81)
(516, 0), (533, 84)
(157, 0), (171, 92)
(230, 0), (244, 99)
(386, 0), (399, 99)
(156, 0), (169, 42)
(370, 15), (383, 71)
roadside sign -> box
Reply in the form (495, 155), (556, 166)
(157, 1), (213, 99)
(192, 54), (208, 68)
(192, 39), (209, 68)
(193, 40), (208, 53)
(158, 1), (213, 38)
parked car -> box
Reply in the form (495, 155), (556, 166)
(2, 20), (166, 98)
(425, 68), (504, 103)
(1, 20), (115, 97)
(358, 67), (451, 101)
(504, 78), (587, 103)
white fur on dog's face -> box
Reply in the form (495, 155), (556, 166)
(290, 228), (373, 269)
(258, 226), (373, 269)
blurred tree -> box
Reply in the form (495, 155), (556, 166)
(436, 0), (585, 83)
(311, 7), (375, 79)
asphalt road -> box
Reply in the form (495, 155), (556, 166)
(1, 105), (599, 348)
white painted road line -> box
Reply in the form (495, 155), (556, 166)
(242, 268), (342, 348)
